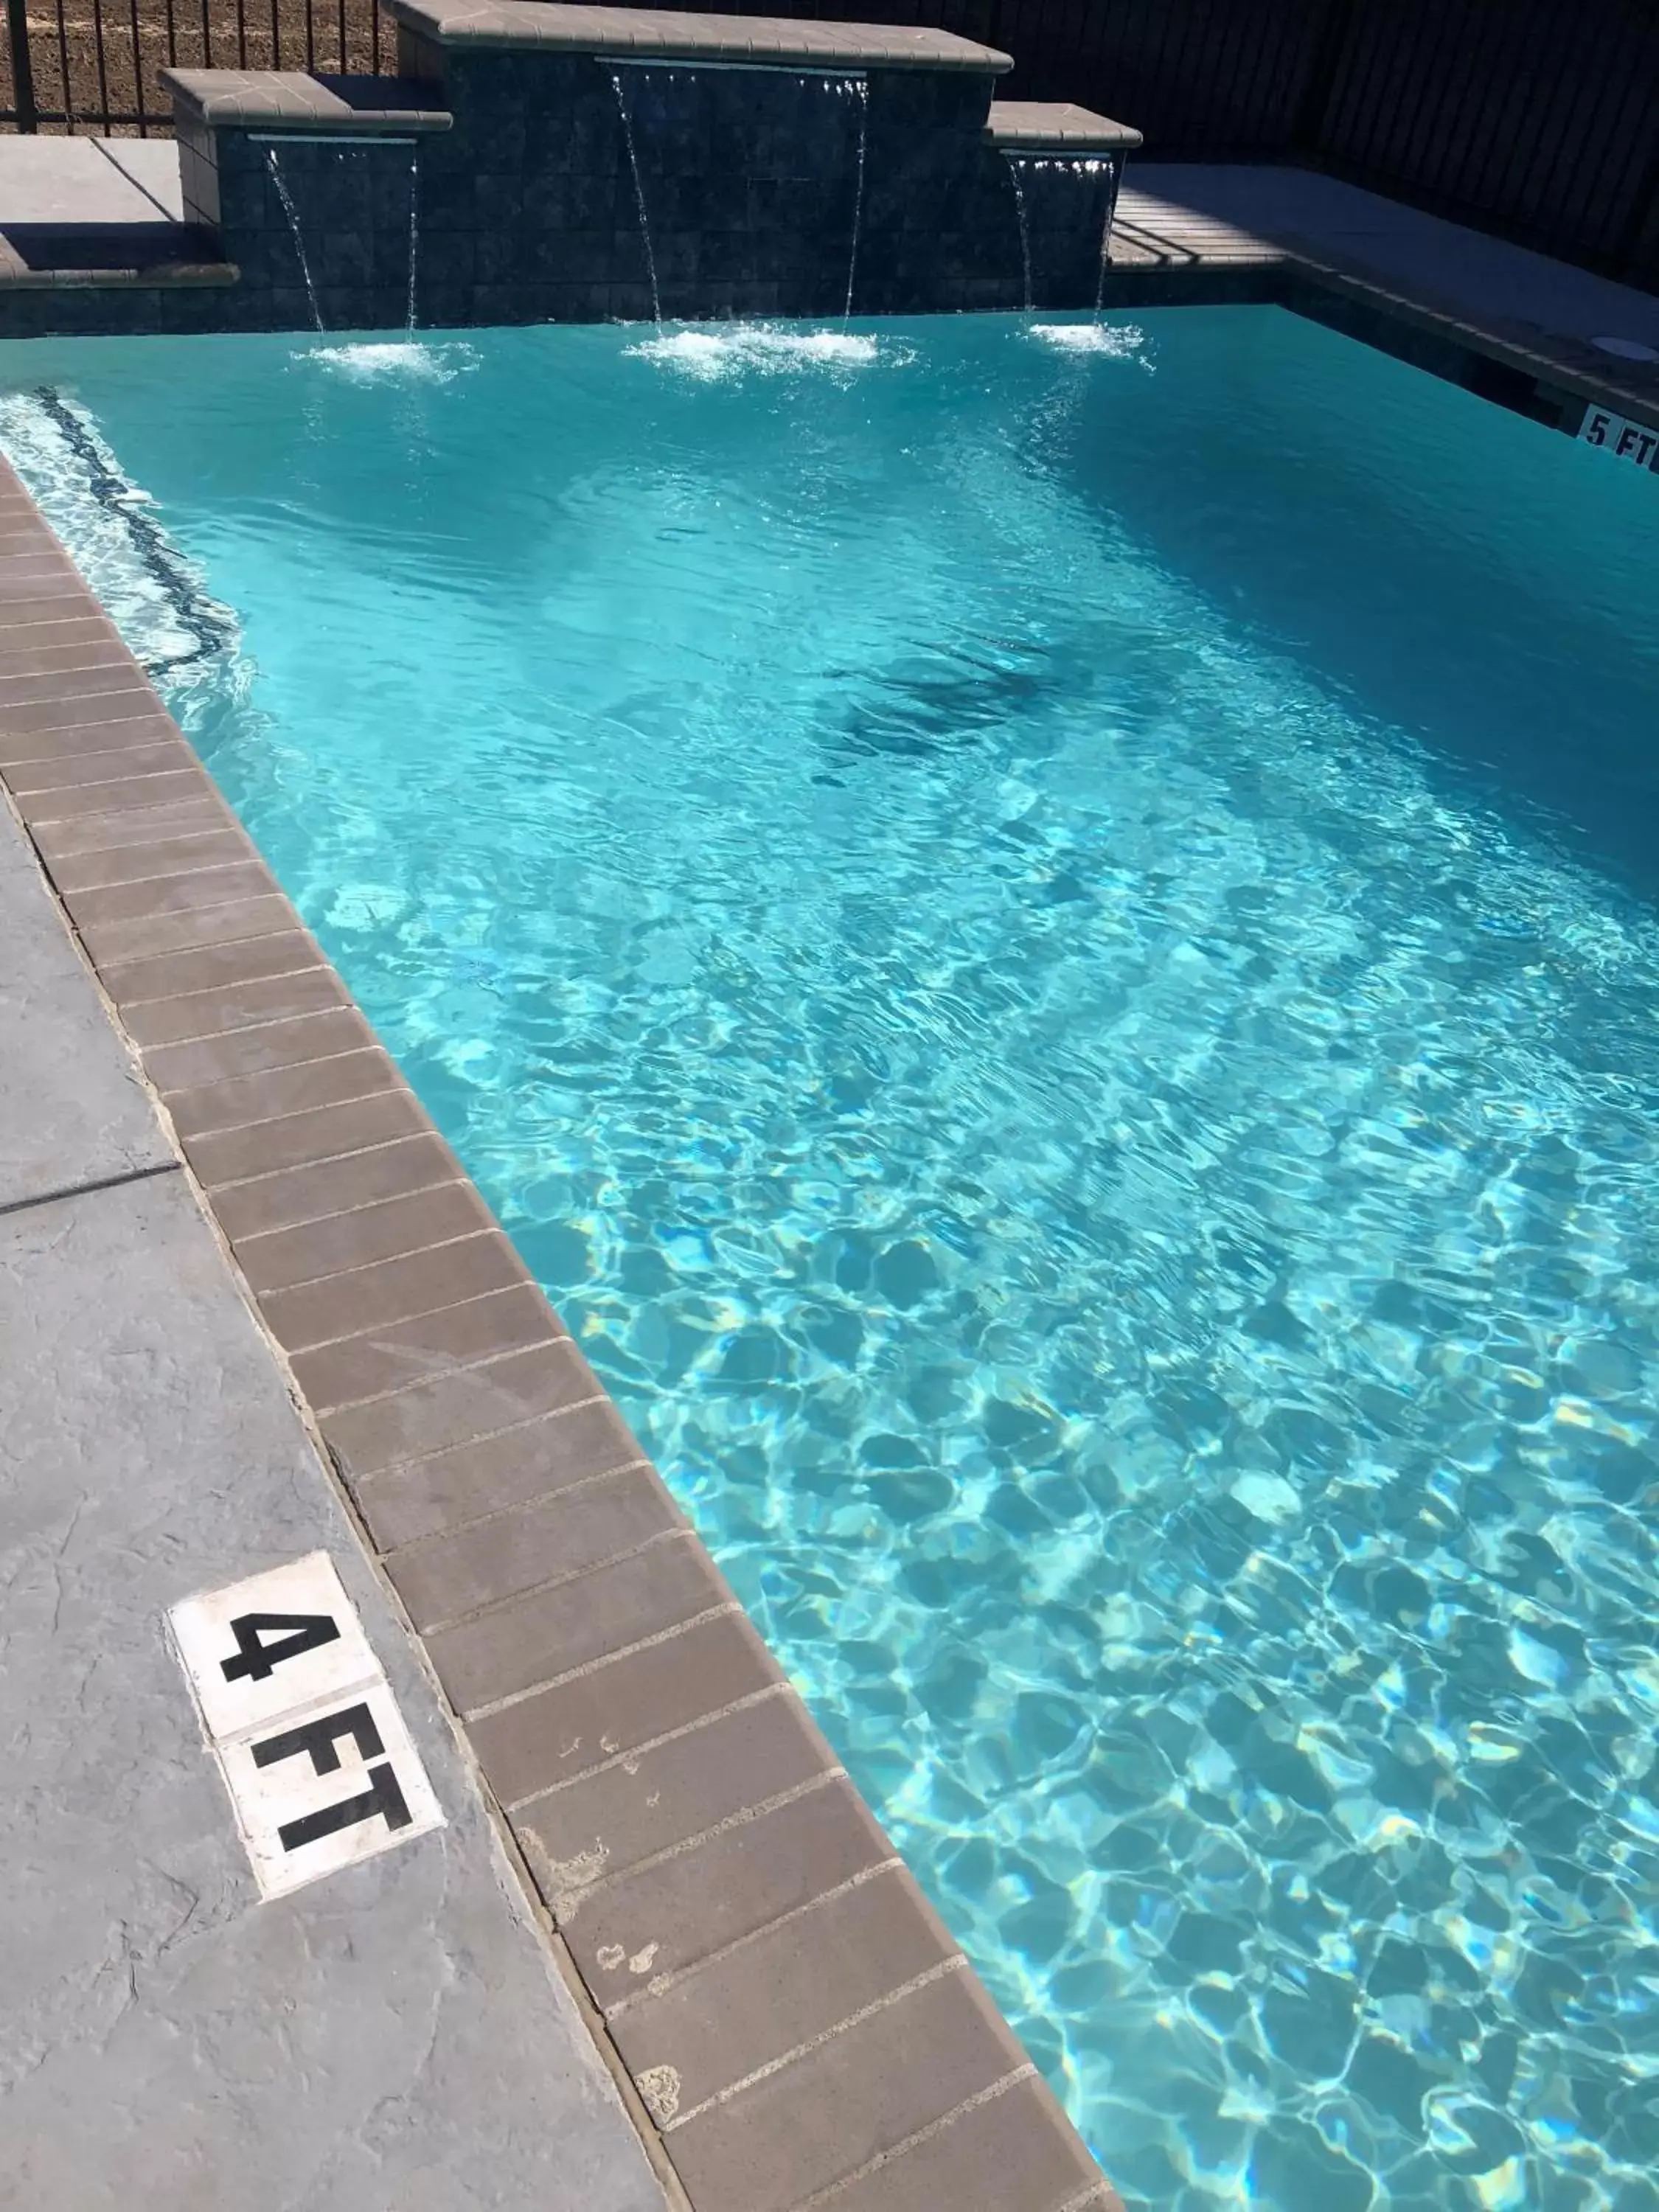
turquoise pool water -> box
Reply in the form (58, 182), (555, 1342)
(6, 309), (1659, 2210)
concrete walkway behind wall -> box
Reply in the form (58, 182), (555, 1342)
(0, 785), (669, 2208)
(0, 136), (184, 224)
(1112, 163), (1659, 432)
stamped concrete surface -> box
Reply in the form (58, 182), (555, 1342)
(0, 799), (173, 1209)
(0, 802), (668, 2209)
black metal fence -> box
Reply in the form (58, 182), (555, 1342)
(0, 0), (387, 136)
(3, 0), (1657, 290)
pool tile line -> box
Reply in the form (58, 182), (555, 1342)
(569, 1766), (858, 1915)
(512, 1681), (796, 1806)
(123, 970), (358, 1051)
(101, 941), (330, 1010)
(793, 2072), (1047, 2212)
(228, 1176), (491, 1289)
(597, 1854), (917, 2020)
(31, 790), (242, 854)
(0, 453), (1121, 2212)
(658, 1952), (972, 2132)
(290, 1287), (581, 1417)
(213, 1135), (465, 1237)
(1, 713), (182, 764)
(78, 895), (310, 965)
(462, 1591), (743, 1723)
(359, 1428), (652, 1531)
(49, 833), (265, 896)
(314, 1336), (593, 1442)
(388, 1492), (695, 1638)
(257, 1228), (531, 1354)
(376, 1447), (662, 1567)
(287, 1282), (574, 1410)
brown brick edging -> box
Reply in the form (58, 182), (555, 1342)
(0, 457), (1119, 2212)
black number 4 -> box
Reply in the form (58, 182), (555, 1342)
(220, 1611), (341, 1684)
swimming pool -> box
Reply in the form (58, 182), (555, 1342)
(6, 307), (1659, 2210)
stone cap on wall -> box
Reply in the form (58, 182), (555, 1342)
(162, 69), (453, 130)
(987, 100), (1142, 153)
(383, 0), (1013, 73)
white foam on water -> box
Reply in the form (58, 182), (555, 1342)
(308, 340), (480, 383)
(0, 391), (237, 686)
(625, 324), (886, 383)
(1028, 321), (1147, 359)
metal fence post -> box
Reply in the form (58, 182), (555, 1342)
(6, 0), (38, 130)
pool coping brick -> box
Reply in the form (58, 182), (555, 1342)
(384, 0), (1013, 74)
(0, 453), (1121, 2212)
(987, 101), (1142, 153)
(163, 67), (456, 133)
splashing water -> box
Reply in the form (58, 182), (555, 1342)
(308, 341), (481, 383)
(1029, 321), (1146, 358)
(624, 324), (884, 381)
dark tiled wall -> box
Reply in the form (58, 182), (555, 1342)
(613, 63), (869, 323)
(407, 49), (898, 327)
(0, 283), (246, 339)
(213, 130), (425, 333)
(1001, 152), (1121, 311)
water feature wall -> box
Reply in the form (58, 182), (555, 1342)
(170, 74), (451, 332)
(160, 7), (1140, 333)
(1001, 155), (1124, 314)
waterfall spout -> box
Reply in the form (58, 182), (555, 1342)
(844, 77), (869, 325)
(407, 147), (421, 333)
(265, 145), (323, 333)
(1003, 155), (1032, 316)
(1093, 159), (1113, 318)
(611, 71), (662, 327)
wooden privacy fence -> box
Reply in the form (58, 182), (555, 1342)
(1, 0), (1655, 289)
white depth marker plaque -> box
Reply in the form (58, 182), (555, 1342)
(1578, 406), (1659, 468)
(169, 1551), (444, 1899)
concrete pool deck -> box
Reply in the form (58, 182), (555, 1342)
(0, 669), (674, 2202)
(0, 463), (1113, 2207)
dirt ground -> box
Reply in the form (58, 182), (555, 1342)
(2, 0), (388, 131)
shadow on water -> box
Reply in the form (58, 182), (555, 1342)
(820, 638), (1097, 765)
